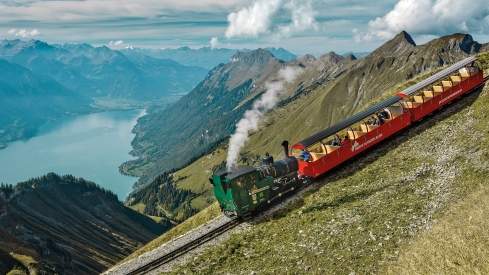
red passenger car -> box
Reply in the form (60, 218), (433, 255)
(291, 56), (486, 178)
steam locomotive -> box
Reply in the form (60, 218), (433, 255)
(210, 142), (303, 217)
(210, 56), (486, 218)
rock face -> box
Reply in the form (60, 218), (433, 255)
(0, 173), (168, 274)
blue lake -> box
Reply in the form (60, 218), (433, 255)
(0, 109), (144, 200)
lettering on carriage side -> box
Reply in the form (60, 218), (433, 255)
(439, 88), (463, 105)
(351, 134), (383, 152)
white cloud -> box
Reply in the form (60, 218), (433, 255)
(359, 0), (489, 41)
(279, 0), (318, 37)
(7, 28), (40, 38)
(225, 0), (283, 38)
(210, 37), (220, 49)
(224, 0), (318, 39)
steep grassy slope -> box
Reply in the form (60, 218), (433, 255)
(0, 173), (168, 274)
(126, 32), (487, 223)
(383, 51), (489, 275)
(124, 49), (356, 185)
(166, 54), (489, 274)
(385, 183), (489, 274)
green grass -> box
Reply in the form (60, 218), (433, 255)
(384, 183), (489, 274)
(120, 53), (489, 268)
(166, 78), (489, 273)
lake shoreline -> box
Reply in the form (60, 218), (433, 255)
(0, 109), (145, 199)
(0, 99), (147, 152)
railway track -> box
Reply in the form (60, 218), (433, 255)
(126, 218), (241, 275)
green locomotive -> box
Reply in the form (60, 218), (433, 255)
(210, 150), (303, 217)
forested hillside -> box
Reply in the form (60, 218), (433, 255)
(122, 49), (288, 182)
(0, 173), (168, 274)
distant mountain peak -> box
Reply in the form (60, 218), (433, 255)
(297, 54), (317, 64)
(396, 31), (416, 46)
(320, 51), (344, 64)
(178, 46), (192, 51)
(230, 48), (275, 65)
(372, 31), (416, 56)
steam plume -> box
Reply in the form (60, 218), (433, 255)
(226, 66), (302, 171)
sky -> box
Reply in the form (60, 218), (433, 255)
(0, 0), (489, 55)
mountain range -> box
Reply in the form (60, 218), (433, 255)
(122, 46), (297, 69)
(0, 40), (208, 101)
(0, 58), (91, 149)
(2, 31), (488, 274)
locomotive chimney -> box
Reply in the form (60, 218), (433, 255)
(281, 140), (290, 158)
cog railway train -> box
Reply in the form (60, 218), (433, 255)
(210, 56), (487, 217)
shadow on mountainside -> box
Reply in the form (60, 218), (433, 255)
(254, 84), (486, 224)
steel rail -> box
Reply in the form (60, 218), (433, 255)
(125, 218), (241, 275)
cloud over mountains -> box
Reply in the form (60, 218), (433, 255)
(225, 0), (317, 39)
(359, 0), (489, 41)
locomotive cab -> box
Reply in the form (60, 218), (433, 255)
(211, 167), (271, 217)
(210, 157), (300, 217)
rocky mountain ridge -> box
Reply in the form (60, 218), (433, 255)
(122, 46), (296, 69)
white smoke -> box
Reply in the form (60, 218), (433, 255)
(226, 66), (302, 171)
